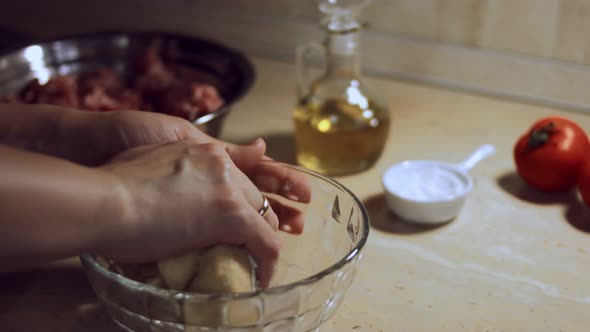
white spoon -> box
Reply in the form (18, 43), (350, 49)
(456, 144), (497, 173)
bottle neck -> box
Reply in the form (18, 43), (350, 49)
(324, 30), (361, 79)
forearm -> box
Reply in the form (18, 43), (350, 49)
(0, 144), (129, 271)
(0, 103), (99, 164)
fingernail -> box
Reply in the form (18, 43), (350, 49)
(279, 180), (301, 201)
(251, 137), (264, 146)
(280, 224), (293, 233)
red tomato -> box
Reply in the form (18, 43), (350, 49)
(514, 116), (590, 192)
(577, 158), (590, 206)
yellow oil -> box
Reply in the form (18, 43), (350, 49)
(293, 97), (390, 176)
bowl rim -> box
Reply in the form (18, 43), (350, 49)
(81, 161), (370, 301)
(382, 159), (473, 204)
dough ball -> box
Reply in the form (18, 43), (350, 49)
(188, 245), (255, 293)
(157, 251), (201, 291)
(183, 245), (258, 327)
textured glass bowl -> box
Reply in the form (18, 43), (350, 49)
(80, 163), (369, 331)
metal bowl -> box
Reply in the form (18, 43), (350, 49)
(0, 31), (255, 137)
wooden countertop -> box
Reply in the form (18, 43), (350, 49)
(2, 58), (589, 331)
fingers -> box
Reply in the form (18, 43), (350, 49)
(251, 160), (312, 203)
(176, 142), (282, 287)
(232, 153), (311, 235)
(224, 138), (266, 171)
(222, 149), (280, 234)
(100, 138), (284, 288)
(222, 156), (282, 287)
(202, 147), (281, 287)
(200, 138), (311, 235)
(263, 204), (280, 232)
(243, 215), (282, 288)
(215, 139), (311, 206)
(190, 136), (311, 205)
(176, 120), (267, 164)
(241, 186), (280, 233)
(268, 197), (305, 235)
(225, 209), (282, 289)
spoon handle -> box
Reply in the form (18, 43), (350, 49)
(457, 144), (496, 173)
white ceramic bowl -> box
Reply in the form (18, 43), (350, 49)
(382, 160), (472, 224)
(382, 144), (496, 224)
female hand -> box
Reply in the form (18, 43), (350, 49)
(0, 104), (311, 233)
(93, 111), (311, 233)
(97, 140), (281, 287)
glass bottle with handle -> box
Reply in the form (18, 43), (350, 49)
(293, 0), (390, 176)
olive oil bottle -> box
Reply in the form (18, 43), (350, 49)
(293, 0), (390, 176)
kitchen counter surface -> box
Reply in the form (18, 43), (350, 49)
(1, 58), (589, 332)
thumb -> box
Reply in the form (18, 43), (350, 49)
(225, 138), (266, 172)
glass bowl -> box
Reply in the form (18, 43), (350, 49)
(80, 163), (369, 331)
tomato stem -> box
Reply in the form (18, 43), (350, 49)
(527, 122), (555, 150)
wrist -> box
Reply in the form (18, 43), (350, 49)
(0, 104), (74, 157)
(89, 169), (138, 258)
(58, 110), (110, 165)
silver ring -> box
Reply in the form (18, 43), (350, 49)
(258, 196), (270, 218)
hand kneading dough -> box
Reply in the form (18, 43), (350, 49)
(157, 251), (201, 291)
(188, 245), (255, 293)
(183, 245), (258, 328)
(104, 244), (259, 327)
